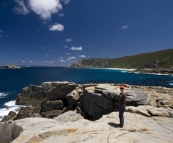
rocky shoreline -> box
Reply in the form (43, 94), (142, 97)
(128, 68), (173, 76)
(0, 81), (173, 143)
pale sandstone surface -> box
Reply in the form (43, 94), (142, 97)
(8, 111), (173, 143)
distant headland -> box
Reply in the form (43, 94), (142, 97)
(2, 64), (21, 69)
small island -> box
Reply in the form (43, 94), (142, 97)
(2, 64), (21, 69)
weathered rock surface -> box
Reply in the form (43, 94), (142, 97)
(15, 107), (41, 120)
(15, 85), (47, 106)
(42, 82), (76, 100)
(10, 82), (172, 123)
(2, 112), (172, 143)
(126, 106), (173, 118)
(41, 100), (63, 112)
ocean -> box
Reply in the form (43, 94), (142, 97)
(0, 67), (173, 120)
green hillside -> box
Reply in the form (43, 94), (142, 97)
(70, 49), (173, 69)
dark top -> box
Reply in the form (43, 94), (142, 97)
(118, 93), (126, 106)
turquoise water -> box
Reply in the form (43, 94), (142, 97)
(0, 67), (172, 119)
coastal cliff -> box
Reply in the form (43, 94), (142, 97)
(69, 49), (173, 69)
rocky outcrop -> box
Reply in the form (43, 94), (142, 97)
(126, 106), (173, 117)
(69, 59), (109, 68)
(42, 81), (76, 100)
(1, 111), (173, 143)
(129, 68), (173, 75)
(2, 64), (21, 69)
(2, 82), (173, 123)
(15, 85), (47, 106)
(1, 111), (17, 122)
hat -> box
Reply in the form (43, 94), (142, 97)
(120, 85), (124, 89)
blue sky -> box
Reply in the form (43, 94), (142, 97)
(0, 0), (173, 66)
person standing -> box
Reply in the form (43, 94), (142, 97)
(118, 85), (126, 128)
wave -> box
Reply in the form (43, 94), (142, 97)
(4, 100), (16, 107)
(0, 100), (25, 121)
(0, 93), (8, 98)
(169, 83), (173, 86)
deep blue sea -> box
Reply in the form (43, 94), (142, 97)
(0, 67), (173, 120)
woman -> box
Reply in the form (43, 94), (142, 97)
(118, 85), (126, 128)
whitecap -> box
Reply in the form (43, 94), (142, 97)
(0, 106), (19, 121)
(0, 100), (25, 121)
(0, 93), (8, 98)
(169, 83), (173, 86)
(4, 100), (16, 107)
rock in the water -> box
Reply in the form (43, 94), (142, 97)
(42, 82), (76, 100)
(41, 100), (63, 112)
(1, 111), (17, 122)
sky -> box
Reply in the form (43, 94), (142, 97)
(0, 0), (173, 66)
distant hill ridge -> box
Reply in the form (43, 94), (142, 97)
(69, 49), (173, 69)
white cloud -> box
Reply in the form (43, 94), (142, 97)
(79, 55), (86, 58)
(60, 59), (66, 62)
(88, 45), (91, 47)
(28, 0), (62, 20)
(22, 60), (25, 62)
(68, 57), (76, 60)
(0, 30), (3, 33)
(46, 54), (49, 56)
(14, 0), (30, 15)
(14, 0), (63, 20)
(70, 46), (82, 51)
(64, 46), (68, 48)
(66, 53), (70, 55)
(66, 38), (73, 42)
(49, 23), (64, 31)
(61, 0), (71, 4)
(0, 35), (2, 37)
(49, 50), (54, 52)
(29, 61), (33, 63)
(58, 13), (64, 17)
(122, 25), (129, 29)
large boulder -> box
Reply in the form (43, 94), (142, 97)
(15, 107), (41, 120)
(42, 82), (76, 100)
(15, 85), (47, 106)
(82, 86), (115, 120)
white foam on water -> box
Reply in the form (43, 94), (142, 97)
(169, 83), (173, 86)
(4, 100), (16, 107)
(0, 100), (25, 121)
(0, 93), (8, 98)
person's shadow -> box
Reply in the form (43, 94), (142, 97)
(108, 122), (120, 128)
